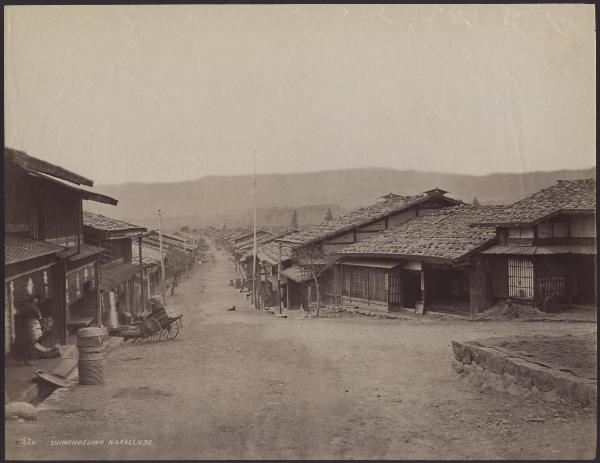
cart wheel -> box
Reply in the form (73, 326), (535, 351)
(144, 318), (162, 342)
(164, 321), (180, 340)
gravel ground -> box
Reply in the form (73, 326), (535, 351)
(5, 247), (597, 460)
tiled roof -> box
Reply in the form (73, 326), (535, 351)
(174, 231), (203, 246)
(4, 235), (63, 265)
(64, 243), (105, 262)
(217, 231), (249, 243)
(339, 205), (499, 262)
(144, 233), (195, 253)
(475, 179), (596, 226)
(481, 244), (596, 255)
(233, 230), (270, 244)
(257, 241), (293, 266)
(281, 265), (313, 283)
(100, 261), (140, 292)
(83, 211), (146, 233)
(237, 229), (298, 253)
(140, 239), (187, 268)
(163, 233), (199, 250)
(278, 192), (460, 246)
(215, 229), (245, 239)
(131, 242), (163, 266)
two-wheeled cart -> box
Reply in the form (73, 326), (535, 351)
(116, 301), (183, 342)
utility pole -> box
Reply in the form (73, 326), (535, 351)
(278, 241), (282, 315)
(184, 236), (188, 275)
(158, 209), (167, 306)
(138, 235), (145, 314)
(252, 150), (258, 308)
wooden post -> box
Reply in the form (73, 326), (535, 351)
(385, 271), (389, 310)
(138, 235), (145, 314)
(420, 267), (426, 310)
(158, 209), (167, 305)
(59, 258), (67, 344)
(339, 264), (343, 305)
(252, 151), (257, 308)
(348, 266), (352, 303)
(286, 281), (290, 309)
(183, 236), (189, 275)
(77, 199), (82, 255)
(367, 268), (370, 306)
(95, 254), (102, 328)
(469, 257), (488, 317)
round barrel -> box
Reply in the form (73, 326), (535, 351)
(78, 352), (105, 385)
(77, 327), (104, 348)
(78, 344), (104, 354)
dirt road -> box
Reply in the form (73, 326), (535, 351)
(5, 249), (596, 460)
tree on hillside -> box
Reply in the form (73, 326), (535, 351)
(324, 207), (334, 222)
(180, 225), (190, 232)
(472, 197), (481, 206)
(291, 244), (337, 318)
(291, 209), (298, 228)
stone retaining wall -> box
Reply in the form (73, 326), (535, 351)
(452, 341), (596, 408)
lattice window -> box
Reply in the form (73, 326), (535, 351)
(368, 268), (386, 302)
(537, 275), (567, 299)
(508, 257), (534, 299)
(342, 266), (351, 297)
(350, 267), (368, 299)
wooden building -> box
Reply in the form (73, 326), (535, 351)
(336, 205), (499, 314)
(475, 179), (596, 310)
(256, 241), (293, 308)
(82, 211), (147, 325)
(131, 242), (163, 302)
(4, 148), (117, 353)
(235, 229), (296, 284)
(214, 229), (251, 248)
(141, 231), (192, 291)
(276, 189), (462, 309)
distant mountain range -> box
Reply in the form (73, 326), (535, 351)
(85, 167), (595, 230)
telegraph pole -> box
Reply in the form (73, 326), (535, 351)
(158, 209), (167, 305)
(138, 235), (145, 313)
(184, 236), (188, 275)
(252, 150), (258, 308)
(278, 241), (282, 314)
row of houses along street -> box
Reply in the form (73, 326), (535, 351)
(215, 181), (595, 320)
(4, 147), (207, 401)
(4, 146), (597, 460)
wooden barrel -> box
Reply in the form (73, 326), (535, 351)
(77, 327), (104, 348)
(77, 328), (105, 384)
(78, 344), (103, 354)
(78, 351), (105, 385)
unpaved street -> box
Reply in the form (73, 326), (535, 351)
(6, 249), (596, 460)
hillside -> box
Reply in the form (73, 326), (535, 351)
(85, 167), (596, 229)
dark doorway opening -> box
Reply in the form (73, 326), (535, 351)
(403, 271), (421, 309)
(573, 256), (596, 305)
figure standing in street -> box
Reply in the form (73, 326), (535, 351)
(170, 272), (178, 296)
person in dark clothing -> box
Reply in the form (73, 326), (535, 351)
(170, 272), (178, 296)
(13, 296), (42, 366)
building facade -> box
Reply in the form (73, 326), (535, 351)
(276, 189), (462, 309)
(4, 147), (117, 353)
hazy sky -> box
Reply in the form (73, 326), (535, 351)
(4, 4), (596, 185)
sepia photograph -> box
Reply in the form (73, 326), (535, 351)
(3, 3), (597, 460)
